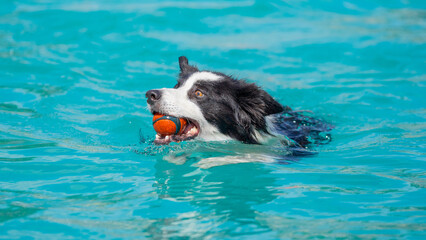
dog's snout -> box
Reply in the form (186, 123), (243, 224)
(146, 89), (162, 104)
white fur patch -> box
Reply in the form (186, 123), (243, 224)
(180, 71), (222, 92)
(156, 71), (231, 141)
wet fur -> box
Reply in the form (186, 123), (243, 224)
(147, 56), (332, 150)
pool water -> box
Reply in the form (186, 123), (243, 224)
(1, 0), (425, 239)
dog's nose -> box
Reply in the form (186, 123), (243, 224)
(146, 89), (162, 103)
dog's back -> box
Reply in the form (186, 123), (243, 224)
(268, 110), (333, 155)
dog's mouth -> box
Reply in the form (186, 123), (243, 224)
(152, 112), (200, 145)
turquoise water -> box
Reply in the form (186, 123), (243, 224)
(1, 0), (426, 238)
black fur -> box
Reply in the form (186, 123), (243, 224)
(186, 77), (285, 144)
(178, 56), (199, 82)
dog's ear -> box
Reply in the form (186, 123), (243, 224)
(234, 81), (284, 129)
(179, 56), (198, 75)
(259, 89), (285, 115)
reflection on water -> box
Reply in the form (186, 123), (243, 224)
(147, 156), (279, 238)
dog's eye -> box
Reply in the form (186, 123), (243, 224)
(195, 90), (204, 98)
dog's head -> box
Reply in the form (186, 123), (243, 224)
(146, 56), (284, 144)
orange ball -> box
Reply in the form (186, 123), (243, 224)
(152, 114), (187, 135)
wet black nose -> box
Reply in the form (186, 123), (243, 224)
(146, 89), (162, 104)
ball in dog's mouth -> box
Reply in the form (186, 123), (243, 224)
(153, 113), (200, 145)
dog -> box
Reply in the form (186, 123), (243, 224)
(146, 56), (332, 154)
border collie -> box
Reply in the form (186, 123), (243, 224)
(146, 56), (332, 153)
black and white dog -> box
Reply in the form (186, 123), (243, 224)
(146, 56), (331, 152)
